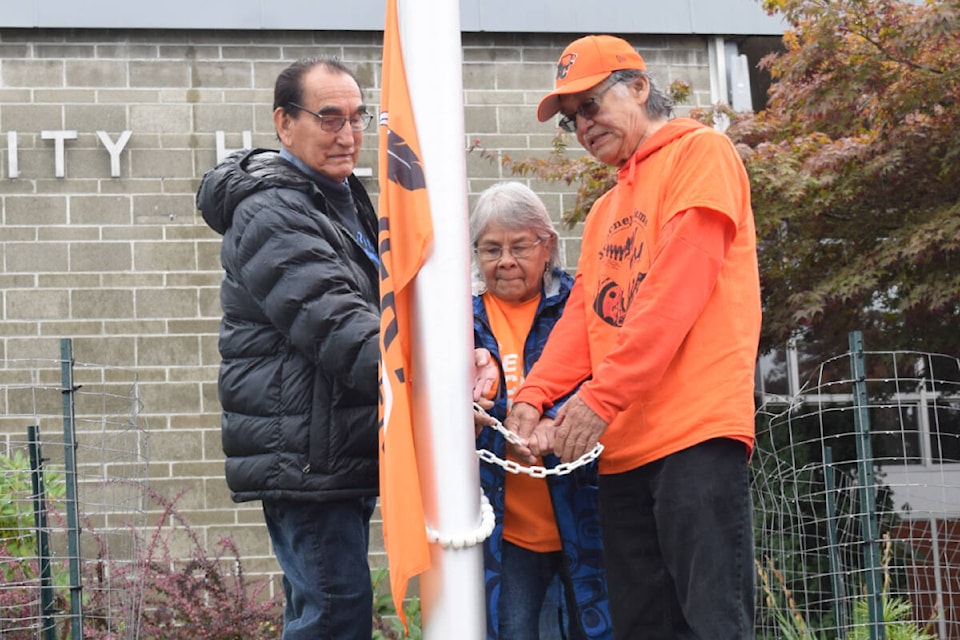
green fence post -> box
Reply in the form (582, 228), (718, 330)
(60, 338), (84, 640)
(848, 330), (885, 640)
(28, 425), (57, 640)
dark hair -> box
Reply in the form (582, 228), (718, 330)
(272, 57), (364, 113)
(610, 69), (673, 119)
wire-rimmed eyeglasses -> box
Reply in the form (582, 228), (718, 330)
(557, 78), (623, 133)
(287, 103), (374, 132)
(474, 238), (544, 262)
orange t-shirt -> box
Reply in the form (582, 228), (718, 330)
(482, 292), (561, 552)
(515, 118), (761, 474)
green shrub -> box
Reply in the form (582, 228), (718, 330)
(2, 458), (422, 639)
(758, 548), (938, 640)
(372, 567), (421, 640)
(0, 449), (65, 563)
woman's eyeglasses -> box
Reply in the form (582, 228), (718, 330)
(474, 238), (543, 262)
(287, 103), (374, 132)
(557, 79), (623, 133)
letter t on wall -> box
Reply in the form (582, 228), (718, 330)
(41, 130), (79, 178)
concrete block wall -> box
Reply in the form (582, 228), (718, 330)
(0, 28), (713, 592)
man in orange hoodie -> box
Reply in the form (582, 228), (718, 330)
(504, 35), (761, 639)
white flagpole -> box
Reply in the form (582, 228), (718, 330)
(399, 0), (486, 638)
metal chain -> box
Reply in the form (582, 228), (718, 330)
(473, 403), (603, 477)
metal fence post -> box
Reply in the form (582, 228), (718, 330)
(848, 330), (885, 640)
(28, 425), (57, 640)
(60, 338), (84, 639)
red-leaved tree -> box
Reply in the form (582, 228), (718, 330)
(719, 0), (960, 357)
(487, 0), (960, 361)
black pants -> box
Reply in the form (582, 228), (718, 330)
(598, 438), (755, 640)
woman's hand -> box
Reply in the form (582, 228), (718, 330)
(472, 348), (498, 402)
(502, 402), (542, 465)
(472, 397), (497, 437)
(472, 349), (499, 436)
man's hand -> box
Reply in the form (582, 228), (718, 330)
(503, 402), (541, 464)
(553, 394), (608, 462)
(526, 416), (557, 459)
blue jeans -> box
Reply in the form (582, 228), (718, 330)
(262, 497), (376, 640)
(499, 540), (585, 640)
(598, 438), (755, 640)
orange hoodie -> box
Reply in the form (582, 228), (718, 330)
(513, 118), (761, 474)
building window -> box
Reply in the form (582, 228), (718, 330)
(709, 35), (785, 113)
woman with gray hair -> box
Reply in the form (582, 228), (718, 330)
(469, 181), (562, 295)
(470, 181), (612, 640)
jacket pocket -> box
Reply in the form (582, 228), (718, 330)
(306, 380), (378, 475)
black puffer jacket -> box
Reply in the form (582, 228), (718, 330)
(197, 148), (380, 503)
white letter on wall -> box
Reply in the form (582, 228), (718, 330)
(216, 131), (253, 163)
(96, 130), (133, 178)
(6, 131), (18, 178)
(41, 130), (79, 178)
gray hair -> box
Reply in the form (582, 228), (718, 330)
(610, 69), (673, 119)
(469, 182), (561, 288)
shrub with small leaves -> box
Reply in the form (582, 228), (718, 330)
(138, 486), (279, 639)
(66, 485), (283, 640)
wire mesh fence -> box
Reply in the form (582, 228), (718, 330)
(753, 333), (960, 639)
(0, 339), (148, 639)
(4, 332), (960, 638)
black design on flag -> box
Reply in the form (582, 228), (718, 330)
(386, 128), (426, 190)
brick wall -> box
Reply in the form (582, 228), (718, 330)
(0, 28), (713, 591)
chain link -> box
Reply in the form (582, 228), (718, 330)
(419, 405), (602, 549)
(473, 403), (603, 477)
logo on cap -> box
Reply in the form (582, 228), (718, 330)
(556, 53), (577, 80)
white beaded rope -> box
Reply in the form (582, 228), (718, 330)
(425, 491), (496, 550)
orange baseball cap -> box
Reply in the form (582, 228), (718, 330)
(537, 35), (646, 123)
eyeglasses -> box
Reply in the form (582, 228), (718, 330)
(474, 238), (543, 262)
(557, 78), (622, 133)
(287, 103), (374, 132)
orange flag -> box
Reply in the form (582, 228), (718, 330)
(377, 0), (434, 626)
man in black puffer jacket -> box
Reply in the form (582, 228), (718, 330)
(196, 58), (380, 640)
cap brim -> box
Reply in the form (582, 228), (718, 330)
(536, 72), (611, 122)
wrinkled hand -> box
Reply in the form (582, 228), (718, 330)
(502, 402), (541, 465)
(524, 416), (557, 459)
(472, 348), (498, 402)
(553, 394), (608, 463)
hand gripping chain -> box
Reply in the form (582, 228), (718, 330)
(423, 405), (604, 550)
(473, 403), (603, 477)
